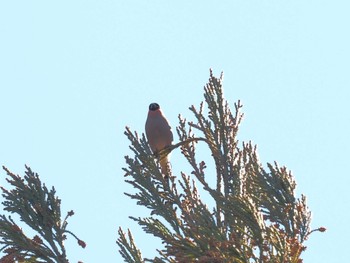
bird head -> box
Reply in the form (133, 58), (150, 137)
(149, 103), (160, 111)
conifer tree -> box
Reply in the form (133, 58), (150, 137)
(0, 70), (325, 263)
(0, 166), (85, 263)
(117, 70), (325, 263)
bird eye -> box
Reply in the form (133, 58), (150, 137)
(149, 103), (160, 111)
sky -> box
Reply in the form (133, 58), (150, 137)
(0, 1), (349, 262)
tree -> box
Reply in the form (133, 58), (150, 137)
(0, 166), (85, 263)
(117, 70), (325, 263)
(0, 70), (325, 263)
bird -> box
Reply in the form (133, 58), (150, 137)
(145, 102), (173, 177)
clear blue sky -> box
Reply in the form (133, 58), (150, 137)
(1, 1), (349, 262)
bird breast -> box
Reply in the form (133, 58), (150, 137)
(145, 111), (173, 153)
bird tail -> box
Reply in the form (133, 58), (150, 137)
(159, 156), (171, 179)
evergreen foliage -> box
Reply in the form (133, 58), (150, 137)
(0, 70), (325, 262)
(0, 166), (85, 263)
(117, 70), (325, 263)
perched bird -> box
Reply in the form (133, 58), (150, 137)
(145, 103), (173, 176)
